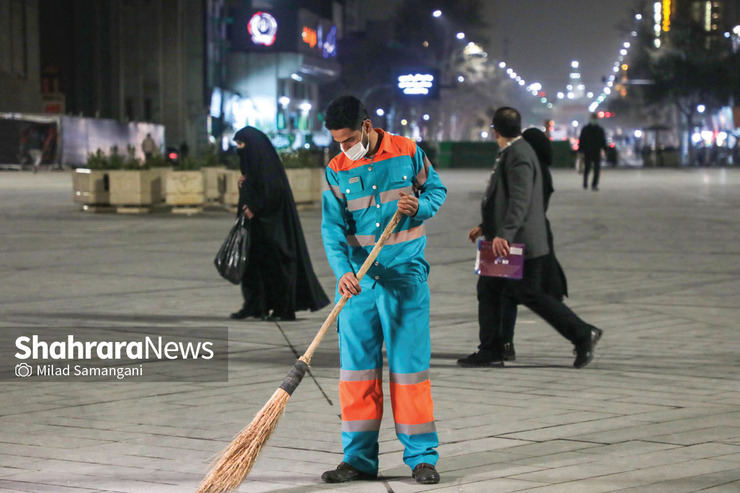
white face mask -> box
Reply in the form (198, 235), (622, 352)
(342, 126), (368, 161)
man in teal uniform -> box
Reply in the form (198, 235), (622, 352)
(320, 96), (447, 485)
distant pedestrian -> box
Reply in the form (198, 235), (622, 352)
(458, 107), (603, 369)
(230, 126), (329, 321)
(142, 134), (158, 161)
(578, 113), (608, 191)
(27, 127), (44, 173)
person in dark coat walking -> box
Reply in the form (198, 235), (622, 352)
(231, 126), (329, 321)
(498, 127), (569, 361)
(458, 107), (603, 369)
(578, 113), (608, 191)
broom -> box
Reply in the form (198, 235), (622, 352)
(197, 210), (404, 493)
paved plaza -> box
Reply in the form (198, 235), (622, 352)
(0, 167), (739, 492)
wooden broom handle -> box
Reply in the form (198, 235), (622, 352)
(300, 210), (404, 365)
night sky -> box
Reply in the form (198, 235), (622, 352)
(487, 0), (639, 97)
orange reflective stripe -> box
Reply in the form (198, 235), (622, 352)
(339, 379), (383, 421)
(389, 380), (435, 426)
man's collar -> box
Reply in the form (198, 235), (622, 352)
(367, 128), (390, 158)
(497, 135), (522, 155)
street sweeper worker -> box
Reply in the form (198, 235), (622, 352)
(320, 95), (447, 485)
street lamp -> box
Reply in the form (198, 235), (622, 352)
(432, 10), (442, 18)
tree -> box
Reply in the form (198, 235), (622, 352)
(627, 4), (739, 163)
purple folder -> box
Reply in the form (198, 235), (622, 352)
(475, 240), (525, 279)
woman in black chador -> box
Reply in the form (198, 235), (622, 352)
(231, 126), (329, 321)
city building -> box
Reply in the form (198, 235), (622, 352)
(1, 0), (345, 161)
(207, 0), (342, 151)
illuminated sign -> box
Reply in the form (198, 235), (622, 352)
(662, 0), (671, 32)
(397, 73), (435, 95)
(302, 27), (317, 48)
(248, 11), (278, 46)
(322, 25), (337, 58)
(300, 24), (336, 58)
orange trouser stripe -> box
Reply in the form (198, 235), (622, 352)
(389, 380), (434, 426)
(339, 379), (383, 421)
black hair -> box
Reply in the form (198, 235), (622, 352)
(491, 107), (521, 138)
(324, 95), (369, 131)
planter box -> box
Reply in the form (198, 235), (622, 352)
(166, 170), (204, 212)
(201, 166), (227, 203)
(72, 169), (110, 206)
(108, 169), (166, 208)
(222, 170), (241, 209)
(220, 168), (322, 210)
(286, 168), (323, 206)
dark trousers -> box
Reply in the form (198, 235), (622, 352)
(583, 155), (601, 188)
(477, 256), (593, 356)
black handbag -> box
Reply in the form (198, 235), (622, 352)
(214, 213), (250, 284)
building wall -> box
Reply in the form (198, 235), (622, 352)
(115, 0), (207, 150)
(0, 0), (41, 113)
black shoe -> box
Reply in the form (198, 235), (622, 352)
(229, 308), (250, 320)
(321, 462), (376, 483)
(457, 351), (504, 368)
(573, 328), (604, 368)
(503, 342), (516, 362)
(412, 463), (440, 484)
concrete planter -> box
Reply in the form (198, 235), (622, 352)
(222, 170), (241, 209)
(72, 169), (110, 207)
(201, 166), (227, 203)
(286, 168), (323, 206)
(220, 168), (322, 211)
(166, 170), (204, 213)
(108, 169), (166, 211)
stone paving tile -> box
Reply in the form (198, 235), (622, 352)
(2, 169), (740, 492)
(0, 481), (101, 493)
(611, 468), (740, 493)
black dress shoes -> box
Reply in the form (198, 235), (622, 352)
(412, 463), (440, 484)
(229, 308), (250, 319)
(503, 342), (516, 361)
(457, 351), (504, 368)
(574, 328), (604, 368)
(321, 462), (377, 483)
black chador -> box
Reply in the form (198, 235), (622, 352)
(233, 126), (329, 321)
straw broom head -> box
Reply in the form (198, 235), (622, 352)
(196, 387), (290, 493)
